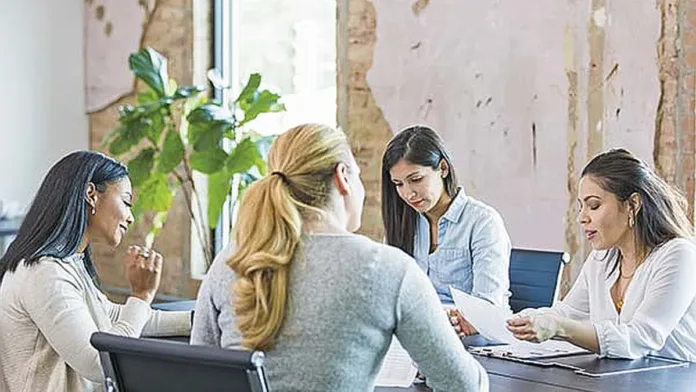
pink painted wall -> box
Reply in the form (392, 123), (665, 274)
(366, 0), (660, 279)
(84, 0), (155, 113)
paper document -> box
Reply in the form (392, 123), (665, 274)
(469, 339), (588, 359)
(450, 286), (517, 344)
(375, 337), (418, 388)
(449, 286), (588, 359)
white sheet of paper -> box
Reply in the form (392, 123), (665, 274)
(469, 339), (589, 359)
(449, 286), (517, 344)
(375, 337), (418, 388)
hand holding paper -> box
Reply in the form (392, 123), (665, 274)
(506, 309), (565, 343)
(449, 286), (517, 344)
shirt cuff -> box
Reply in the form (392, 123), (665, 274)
(594, 320), (612, 358)
(120, 296), (153, 335)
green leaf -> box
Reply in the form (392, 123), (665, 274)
(108, 122), (148, 156)
(145, 211), (169, 248)
(207, 170), (232, 229)
(187, 104), (233, 151)
(137, 173), (173, 212)
(173, 85), (206, 99)
(144, 110), (166, 145)
(127, 148), (156, 187)
(235, 73), (261, 104)
(190, 147), (228, 174)
(188, 123), (224, 151)
(239, 90), (285, 127)
(187, 104), (234, 124)
(129, 47), (169, 98)
(137, 89), (159, 105)
(157, 129), (185, 173)
(226, 138), (262, 174)
(167, 79), (178, 96)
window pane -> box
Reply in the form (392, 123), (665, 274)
(235, 0), (336, 135)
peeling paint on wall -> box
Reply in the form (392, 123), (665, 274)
(586, 0), (606, 160)
(412, 0), (430, 16)
(84, 0), (156, 113)
(363, 0), (661, 286)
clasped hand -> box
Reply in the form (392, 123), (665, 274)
(124, 245), (163, 304)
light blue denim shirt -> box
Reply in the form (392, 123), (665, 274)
(413, 188), (511, 308)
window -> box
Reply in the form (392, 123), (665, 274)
(192, 0), (336, 277)
(233, 0), (337, 135)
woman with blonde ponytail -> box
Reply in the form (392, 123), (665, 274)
(192, 124), (488, 391)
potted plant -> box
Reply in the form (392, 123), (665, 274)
(101, 47), (284, 266)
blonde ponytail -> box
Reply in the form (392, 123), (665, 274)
(227, 124), (350, 350)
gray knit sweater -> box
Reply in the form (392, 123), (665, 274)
(192, 233), (488, 392)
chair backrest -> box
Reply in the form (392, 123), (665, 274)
(90, 332), (270, 392)
(508, 248), (570, 313)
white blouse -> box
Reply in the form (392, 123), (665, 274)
(542, 237), (696, 362)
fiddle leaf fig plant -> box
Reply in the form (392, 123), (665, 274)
(102, 47), (283, 266)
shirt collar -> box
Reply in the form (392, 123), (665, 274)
(61, 253), (85, 264)
(441, 187), (468, 223)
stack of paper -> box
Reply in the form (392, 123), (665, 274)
(375, 337), (418, 388)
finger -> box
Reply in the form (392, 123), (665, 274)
(452, 310), (465, 322)
(153, 252), (163, 273)
(514, 329), (538, 339)
(463, 324), (477, 336)
(145, 249), (157, 270)
(507, 325), (533, 334)
(506, 317), (530, 327)
(518, 334), (540, 342)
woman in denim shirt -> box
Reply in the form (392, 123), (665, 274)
(382, 125), (511, 337)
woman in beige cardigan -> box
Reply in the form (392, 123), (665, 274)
(0, 151), (191, 392)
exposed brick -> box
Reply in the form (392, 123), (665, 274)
(685, 49), (696, 68)
(688, 4), (696, 29)
(685, 28), (696, 49)
(88, 0), (207, 300)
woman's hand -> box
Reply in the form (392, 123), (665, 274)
(124, 245), (163, 304)
(448, 309), (477, 338)
(506, 310), (563, 343)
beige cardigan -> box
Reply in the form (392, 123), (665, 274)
(0, 254), (191, 392)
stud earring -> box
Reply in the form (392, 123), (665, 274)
(91, 207), (96, 215)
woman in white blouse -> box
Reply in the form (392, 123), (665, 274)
(507, 148), (696, 362)
(0, 151), (191, 392)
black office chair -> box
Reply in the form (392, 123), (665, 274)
(508, 248), (570, 313)
(90, 332), (270, 392)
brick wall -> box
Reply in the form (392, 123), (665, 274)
(88, 0), (211, 300)
(337, 0), (392, 241)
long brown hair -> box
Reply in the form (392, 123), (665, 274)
(381, 125), (458, 255)
(227, 124), (352, 350)
(581, 148), (693, 273)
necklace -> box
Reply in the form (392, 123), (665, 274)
(614, 283), (629, 312)
(619, 266), (635, 279)
(614, 249), (652, 311)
